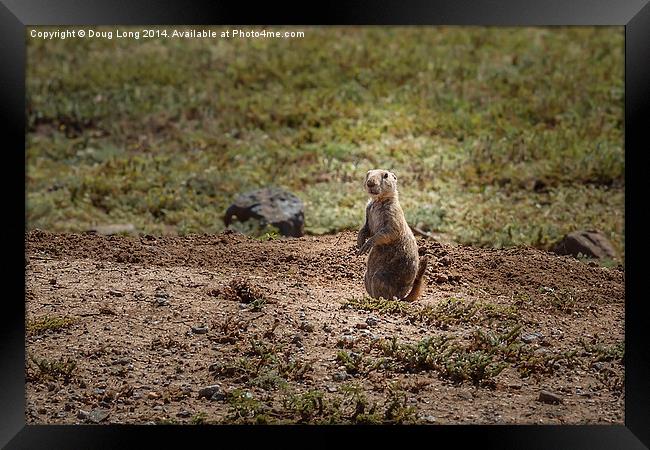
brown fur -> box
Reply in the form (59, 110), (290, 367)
(357, 169), (428, 301)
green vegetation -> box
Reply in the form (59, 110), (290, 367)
(26, 355), (77, 383)
(374, 326), (582, 383)
(26, 26), (624, 257)
(344, 295), (521, 328)
(189, 412), (208, 425)
(27, 315), (76, 335)
(209, 338), (313, 390)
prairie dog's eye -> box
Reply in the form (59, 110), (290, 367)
(383, 173), (389, 179)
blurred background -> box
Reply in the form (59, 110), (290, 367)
(26, 26), (624, 258)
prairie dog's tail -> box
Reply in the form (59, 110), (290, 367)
(402, 255), (428, 302)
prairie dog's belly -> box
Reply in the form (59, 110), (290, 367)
(367, 236), (419, 277)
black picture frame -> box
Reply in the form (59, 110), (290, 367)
(3, 1), (649, 448)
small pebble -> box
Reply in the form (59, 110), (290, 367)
(366, 317), (379, 327)
(333, 372), (349, 382)
(88, 408), (110, 423)
(291, 335), (303, 346)
(591, 362), (606, 371)
(434, 274), (448, 283)
(538, 390), (563, 404)
(191, 326), (208, 334)
(439, 256), (451, 267)
(522, 332), (544, 344)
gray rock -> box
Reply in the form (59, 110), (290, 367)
(108, 289), (124, 297)
(538, 390), (563, 404)
(223, 187), (305, 237)
(177, 410), (192, 418)
(88, 408), (110, 423)
(198, 384), (225, 401)
(77, 409), (89, 420)
(522, 332), (544, 344)
(591, 361), (606, 371)
(333, 372), (349, 382)
(366, 317), (379, 327)
(191, 325), (208, 334)
(552, 230), (617, 259)
(337, 335), (356, 348)
(291, 334), (303, 346)
(300, 321), (315, 332)
(421, 415), (437, 423)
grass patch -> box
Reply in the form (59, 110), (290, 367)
(582, 338), (624, 364)
(343, 296), (411, 315)
(372, 325), (582, 384)
(377, 334), (507, 386)
(540, 287), (580, 313)
(209, 338), (313, 390)
(26, 355), (77, 383)
(27, 315), (76, 335)
(26, 26), (624, 259)
(225, 389), (269, 423)
(344, 295), (521, 329)
(190, 412), (208, 425)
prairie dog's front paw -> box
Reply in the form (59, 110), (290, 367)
(356, 241), (371, 256)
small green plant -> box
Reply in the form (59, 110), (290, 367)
(343, 297), (411, 315)
(383, 382), (417, 424)
(190, 412), (208, 425)
(542, 288), (579, 313)
(282, 390), (325, 423)
(226, 389), (268, 422)
(250, 298), (267, 311)
(336, 350), (365, 375)
(27, 355), (77, 383)
(582, 339), (624, 363)
(27, 315), (76, 335)
(339, 383), (380, 423)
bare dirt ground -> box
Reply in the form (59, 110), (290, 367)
(25, 229), (624, 425)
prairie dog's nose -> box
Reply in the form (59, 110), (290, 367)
(367, 179), (377, 187)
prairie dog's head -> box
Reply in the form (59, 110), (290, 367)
(365, 169), (398, 199)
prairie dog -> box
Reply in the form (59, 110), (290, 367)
(357, 169), (428, 301)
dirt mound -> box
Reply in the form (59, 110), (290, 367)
(25, 230), (624, 425)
